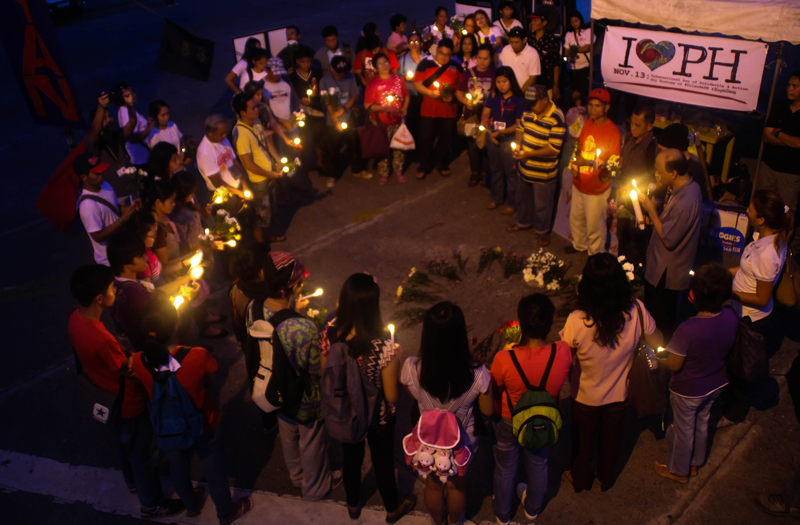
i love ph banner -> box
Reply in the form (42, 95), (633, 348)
(601, 27), (768, 112)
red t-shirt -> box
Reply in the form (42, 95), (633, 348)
(364, 74), (409, 126)
(491, 341), (572, 419)
(414, 57), (463, 119)
(573, 119), (622, 195)
(68, 309), (147, 418)
(132, 347), (221, 431)
(355, 48), (400, 83)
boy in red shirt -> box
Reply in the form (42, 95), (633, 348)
(568, 88), (621, 255)
(490, 293), (571, 524)
(68, 264), (184, 519)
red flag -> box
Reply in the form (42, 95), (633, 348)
(35, 139), (86, 232)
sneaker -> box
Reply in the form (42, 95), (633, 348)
(141, 499), (185, 519)
(353, 171), (373, 179)
(395, 172), (407, 183)
(326, 177), (336, 188)
(756, 493), (800, 518)
(516, 483), (538, 520)
(220, 497), (254, 525)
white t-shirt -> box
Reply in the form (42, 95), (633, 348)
(78, 182), (120, 265)
(263, 79), (293, 121)
(426, 24), (455, 43)
(564, 29), (595, 70)
(117, 108), (150, 165)
(401, 357), (491, 449)
(146, 122), (182, 150)
(239, 68), (268, 89)
(499, 43), (541, 88)
(560, 299), (656, 406)
(477, 26), (504, 47)
(231, 59), (247, 76)
(494, 19), (523, 37)
(732, 234), (786, 322)
(196, 135), (242, 191)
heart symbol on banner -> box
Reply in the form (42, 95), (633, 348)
(635, 39), (676, 71)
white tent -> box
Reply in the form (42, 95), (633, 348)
(591, 0), (800, 45)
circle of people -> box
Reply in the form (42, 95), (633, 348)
(68, 3), (796, 525)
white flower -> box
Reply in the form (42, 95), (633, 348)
(523, 268), (534, 283)
(547, 281), (561, 291)
(294, 157), (302, 167)
(618, 255), (626, 263)
(627, 271), (635, 281)
(623, 262), (634, 272)
(216, 209), (226, 216)
(329, 87), (335, 95)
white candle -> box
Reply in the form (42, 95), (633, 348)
(510, 142), (517, 151)
(595, 148), (601, 169)
(630, 190), (645, 230)
(244, 190), (252, 199)
(388, 324), (395, 347)
(300, 288), (323, 301)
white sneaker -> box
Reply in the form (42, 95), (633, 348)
(326, 177), (336, 188)
(516, 482), (538, 520)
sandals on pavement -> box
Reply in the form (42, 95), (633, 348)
(654, 462), (689, 484)
(507, 224), (533, 233)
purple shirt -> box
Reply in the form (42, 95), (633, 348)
(484, 93), (525, 133)
(667, 309), (738, 397)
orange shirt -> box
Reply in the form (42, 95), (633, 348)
(573, 119), (621, 195)
(491, 342), (572, 419)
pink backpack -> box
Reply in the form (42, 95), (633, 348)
(402, 368), (479, 483)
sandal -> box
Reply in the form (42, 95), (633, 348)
(654, 462), (689, 484)
(487, 202), (499, 210)
(415, 171), (427, 180)
(385, 499), (416, 524)
(379, 175), (389, 185)
(439, 169), (451, 177)
(507, 224), (533, 233)
(502, 207), (516, 215)
(395, 172), (407, 183)
(267, 235), (287, 243)
(538, 233), (551, 247)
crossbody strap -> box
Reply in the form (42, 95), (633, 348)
(422, 61), (452, 88)
(235, 121), (270, 156)
(78, 194), (121, 217)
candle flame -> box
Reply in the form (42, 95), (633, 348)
(387, 95), (394, 103)
(511, 142), (517, 150)
(204, 228), (209, 235)
(189, 250), (203, 268)
(281, 157), (288, 164)
(388, 324), (395, 336)
(630, 190), (638, 200)
(214, 196), (223, 204)
(478, 125), (485, 131)
(466, 93), (472, 100)
(632, 179), (638, 188)
(298, 120), (305, 127)
(657, 347), (665, 352)
(433, 81), (440, 88)
(406, 70), (414, 79)
(173, 295), (184, 309)
(689, 270), (695, 276)
(294, 138), (301, 145)
(283, 166), (290, 172)
(462, 29), (467, 35)
(227, 240), (237, 247)
(190, 266), (204, 280)
(340, 122), (348, 129)
(244, 190), (252, 199)
(306, 89), (313, 96)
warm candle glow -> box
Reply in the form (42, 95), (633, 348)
(173, 295), (184, 309)
(630, 190), (645, 230)
(306, 89), (313, 96)
(244, 190), (252, 199)
(511, 142), (517, 150)
(190, 266), (204, 280)
(189, 251), (203, 268)
(294, 138), (301, 145)
(204, 228), (209, 235)
(387, 95), (394, 103)
(388, 324), (395, 336)
(478, 125), (485, 131)
(433, 81), (440, 88)
(462, 29), (467, 35)
(340, 122), (348, 129)
(632, 179), (638, 188)
(214, 196), (222, 204)
(283, 166), (290, 172)
(298, 120), (305, 127)
(406, 70), (414, 79)
(689, 270), (695, 276)
(227, 240), (237, 247)
(466, 93), (472, 100)
(281, 157), (288, 164)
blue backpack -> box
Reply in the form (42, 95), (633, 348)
(143, 347), (204, 451)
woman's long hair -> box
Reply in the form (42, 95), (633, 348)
(457, 33), (479, 62)
(494, 66), (524, 98)
(142, 178), (175, 212)
(171, 170), (198, 212)
(242, 37), (261, 64)
(418, 302), (477, 403)
(146, 142), (178, 182)
(335, 273), (384, 357)
(569, 11), (587, 33)
(752, 190), (794, 252)
(142, 297), (179, 369)
(576, 253), (634, 348)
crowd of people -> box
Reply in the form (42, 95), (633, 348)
(65, 4), (800, 525)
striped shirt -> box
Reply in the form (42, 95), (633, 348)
(517, 103), (567, 183)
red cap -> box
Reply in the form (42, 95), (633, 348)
(588, 88), (611, 104)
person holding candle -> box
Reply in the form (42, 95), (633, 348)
(655, 263), (737, 484)
(639, 148), (703, 342)
(456, 43), (496, 187)
(319, 273), (415, 522)
(145, 100), (187, 156)
(131, 297), (254, 524)
(567, 88), (621, 255)
(474, 10), (504, 53)
(127, 211), (163, 285)
(482, 67), (525, 214)
(365, 53), (410, 184)
(423, 6), (455, 51)
(399, 32), (427, 142)
(511, 85), (566, 246)
(290, 46), (326, 175)
(560, 253), (663, 492)
(413, 38), (463, 180)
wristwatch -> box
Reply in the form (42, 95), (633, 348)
(774, 128), (782, 138)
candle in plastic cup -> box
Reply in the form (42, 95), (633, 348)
(190, 266), (204, 280)
(173, 295), (184, 309)
(630, 190), (645, 230)
(189, 250), (203, 268)
(244, 190), (252, 199)
(227, 240), (236, 247)
(340, 122), (348, 130)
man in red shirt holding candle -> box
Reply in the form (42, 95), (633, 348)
(567, 88), (621, 255)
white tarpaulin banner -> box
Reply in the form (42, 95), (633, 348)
(601, 27), (768, 112)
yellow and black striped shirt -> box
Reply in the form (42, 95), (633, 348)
(517, 103), (566, 183)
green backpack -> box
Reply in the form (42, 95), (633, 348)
(507, 344), (563, 449)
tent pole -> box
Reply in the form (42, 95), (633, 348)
(589, 19), (595, 94)
(752, 41), (784, 200)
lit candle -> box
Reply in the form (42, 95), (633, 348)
(340, 122), (348, 130)
(306, 89), (313, 96)
(227, 240), (236, 247)
(173, 295), (185, 309)
(595, 148), (601, 169)
(388, 324), (395, 347)
(282, 166), (290, 173)
(466, 93), (472, 100)
(281, 157), (288, 164)
(386, 95), (394, 103)
(190, 266), (204, 280)
(293, 138), (301, 145)
(630, 190), (645, 230)
(244, 190), (252, 199)
(214, 196), (223, 204)
(300, 288), (324, 301)
(461, 29), (467, 35)
(204, 228), (210, 235)
(478, 125), (485, 131)
(298, 120), (305, 127)
(510, 142), (517, 151)
(189, 250), (203, 268)
(632, 179), (637, 189)
(433, 81), (440, 88)
(406, 70), (414, 79)
(689, 270), (695, 276)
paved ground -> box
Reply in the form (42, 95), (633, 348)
(1, 1), (799, 524)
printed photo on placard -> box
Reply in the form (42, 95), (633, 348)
(267, 27), (290, 59)
(232, 32), (266, 64)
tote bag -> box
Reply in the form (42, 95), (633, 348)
(627, 302), (669, 418)
(358, 123), (390, 159)
(390, 122), (416, 150)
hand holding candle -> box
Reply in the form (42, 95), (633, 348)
(244, 190), (252, 199)
(630, 190), (645, 230)
(188, 250), (203, 269)
(388, 324), (395, 347)
(300, 288), (323, 301)
(190, 266), (204, 280)
(594, 148), (601, 169)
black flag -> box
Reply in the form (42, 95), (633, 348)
(155, 20), (215, 82)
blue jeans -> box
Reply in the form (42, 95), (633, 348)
(165, 427), (234, 520)
(493, 419), (549, 523)
(516, 178), (557, 233)
(112, 413), (164, 509)
(488, 137), (519, 206)
(666, 390), (721, 477)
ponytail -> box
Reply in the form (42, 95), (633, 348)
(752, 190), (795, 251)
(141, 297), (179, 369)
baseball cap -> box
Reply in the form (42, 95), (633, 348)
(508, 27), (526, 39)
(657, 123), (690, 151)
(73, 151), (109, 176)
(587, 88), (611, 104)
(331, 55), (351, 73)
(525, 84), (548, 102)
(266, 57), (287, 75)
(527, 8), (548, 20)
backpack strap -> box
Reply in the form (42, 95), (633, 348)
(508, 350), (534, 390)
(78, 194), (121, 217)
(173, 346), (191, 364)
(267, 308), (305, 329)
(538, 344), (558, 390)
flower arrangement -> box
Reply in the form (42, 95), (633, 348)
(117, 167), (147, 196)
(600, 154), (621, 184)
(465, 88), (485, 107)
(449, 14), (465, 35)
(451, 248), (468, 274)
(396, 285), (438, 304)
(498, 320), (521, 345)
(478, 246), (504, 274)
(182, 135), (197, 161)
(390, 307), (428, 329)
(423, 257), (460, 282)
(307, 307), (328, 329)
(211, 186), (233, 205)
(406, 267), (438, 289)
(522, 249), (567, 291)
(606, 198), (637, 220)
(291, 110), (307, 128)
(502, 248), (527, 279)
(279, 156), (302, 176)
(565, 44), (579, 61)
(440, 82), (452, 99)
(199, 209), (241, 248)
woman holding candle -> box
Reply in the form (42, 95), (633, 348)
(474, 9), (504, 53)
(560, 254), (663, 492)
(399, 32), (426, 141)
(482, 66), (525, 213)
(456, 43), (496, 188)
(319, 274), (415, 522)
(455, 33), (479, 70)
(365, 53), (410, 184)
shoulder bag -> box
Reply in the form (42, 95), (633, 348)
(726, 306), (768, 382)
(626, 301), (669, 418)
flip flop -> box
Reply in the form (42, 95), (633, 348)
(267, 235), (287, 243)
